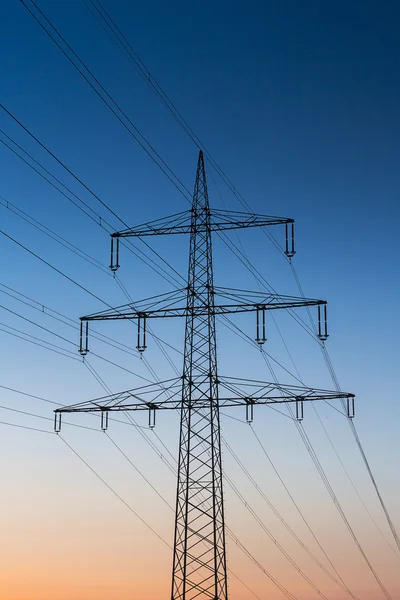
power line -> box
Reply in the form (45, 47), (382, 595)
(0, 403), (98, 432)
(211, 172), (399, 570)
(0, 125), (184, 287)
(0, 322), (80, 361)
(223, 437), (359, 599)
(0, 419), (53, 435)
(257, 349), (393, 600)
(107, 391), (331, 598)
(3, 171), (388, 597)
(58, 431), (286, 599)
(213, 187), (399, 564)
(2, 107), (317, 350)
(290, 261), (400, 555)
(0, 382), (150, 430)
(19, 1), (193, 203)
(0, 293), (159, 382)
(224, 472), (331, 600)
(74, 316), (306, 599)
(71, 4), (398, 566)
(101, 410), (302, 599)
(15, 3), (396, 592)
(80, 0), (288, 260)
(0, 281), (146, 359)
(58, 434), (171, 548)
(312, 403), (400, 558)
(0, 193), (111, 275)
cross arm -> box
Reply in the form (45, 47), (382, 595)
(77, 291), (329, 355)
(80, 295), (326, 322)
(53, 376), (355, 432)
(111, 210), (293, 239)
(109, 209), (296, 271)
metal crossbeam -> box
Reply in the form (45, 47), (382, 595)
(80, 297), (326, 322)
(55, 376), (354, 415)
(111, 209), (293, 238)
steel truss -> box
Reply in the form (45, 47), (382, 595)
(55, 151), (354, 599)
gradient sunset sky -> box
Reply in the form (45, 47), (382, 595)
(0, 1), (399, 599)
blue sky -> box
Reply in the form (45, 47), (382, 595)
(0, 1), (399, 599)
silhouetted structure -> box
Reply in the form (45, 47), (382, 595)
(55, 151), (354, 600)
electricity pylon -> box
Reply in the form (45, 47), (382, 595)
(55, 150), (354, 600)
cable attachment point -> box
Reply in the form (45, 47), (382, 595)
(347, 396), (355, 419)
(79, 320), (89, 356)
(255, 305), (267, 345)
(148, 403), (156, 429)
(136, 313), (147, 353)
(110, 235), (120, 272)
(285, 221), (296, 258)
(101, 410), (109, 432)
(245, 399), (254, 423)
(317, 304), (328, 341)
(295, 398), (304, 421)
(54, 412), (62, 433)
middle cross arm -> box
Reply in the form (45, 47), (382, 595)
(54, 376), (355, 423)
(80, 294), (326, 321)
(111, 209), (294, 238)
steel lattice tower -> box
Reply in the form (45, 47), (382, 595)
(55, 150), (355, 599)
(172, 152), (227, 600)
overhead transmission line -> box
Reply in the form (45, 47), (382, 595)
(0, 222), (188, 429)
(0, 278), (183, 365)
(0, 114), (322, 346)
(59, 434), (172, 548)
(0, 419), (53, 435)
(210, 174), (397, 597)
(18, 0), (399, 590)
(0, 123), (184, 288)
(0, 194), (111, 276)
(3, 106), (386, 600)
(3, 79), (390, 600)
(0, 234), (180, 383)
(0, 383), (151, 430)
(104, 426), (306, 599)
(258, 351), (393, 600)
(0, 185), (383, 599)
(80, 345), (330, 600)
(210, 173), (400, 558)
(21, 0), (398, 515)
(0, 316), (151, 381)
(2, 96), (319, 344)
(2, 112), (305, 413)
(0, 213), (181, 361)
(79, 0), (287, 258)
(290, 262), (400, 555)
(75, 0), (400, 558)
(19, 1), (192, 203)
(58, 431), (293, 600)
(0, 321), (80, 362)
(0, 403), (98, 432)
(222, 437), (359, 599)
(91, 366), (354, 600)
(217, 260), (398, 564)
(51, 350), (292, 600)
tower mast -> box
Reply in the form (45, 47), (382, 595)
(172, 151), (227, 599)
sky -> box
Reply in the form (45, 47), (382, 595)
(0, 1), (399, 599)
